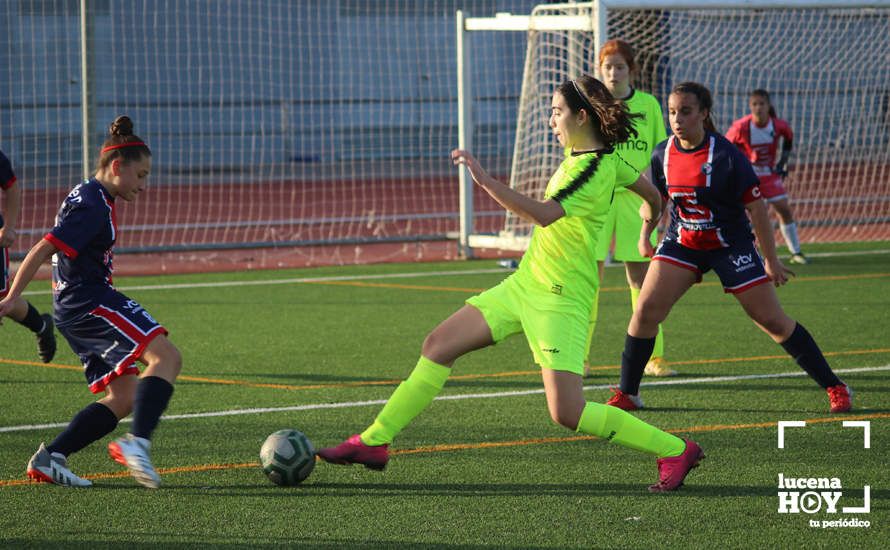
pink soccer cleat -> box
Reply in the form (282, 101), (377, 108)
(649, 439), (704, 493)
(316, 434), (389, 471)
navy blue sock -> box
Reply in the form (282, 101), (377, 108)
(780, 323), (842, 389)
(130, 376), (174, 440)
(47, 402), (119, 457)
(16, 303), (45, 333)
(619, 334), (655, 395)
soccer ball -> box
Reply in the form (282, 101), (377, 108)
(260, 429), (315, 486)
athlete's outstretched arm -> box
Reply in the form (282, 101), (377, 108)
(0, 238), (58, 317)
(626, 174), (663, 257)
(746, 198), (794, 286)
(451, 149), (564, 227)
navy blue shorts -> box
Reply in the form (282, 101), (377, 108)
(58, 289), (167, 394)
(653, 239), (770, 294)
(1, 246), (8, 297)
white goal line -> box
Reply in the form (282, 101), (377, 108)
(1, 364), (887, 434)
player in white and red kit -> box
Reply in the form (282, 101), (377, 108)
(726, 89), (807, 264)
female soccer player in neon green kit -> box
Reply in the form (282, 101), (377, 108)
(318, 75), (704, 492)
(588, 39), (673, 379)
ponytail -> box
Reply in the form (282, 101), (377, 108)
(557, 75), (642, 148)
(96, 115), (151, 172)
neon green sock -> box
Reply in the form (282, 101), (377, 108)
(360, 356), (451, 446)
(630, 286), (664, 359)
(576, 402), (685, 457)
(585, 288), (600, 356)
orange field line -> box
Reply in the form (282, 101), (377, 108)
(297, 271), (890, 294)
(2, 347), (888, 392)
(2, 412), (887, 488)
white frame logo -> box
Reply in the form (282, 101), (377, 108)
(776, 421), (871, 524)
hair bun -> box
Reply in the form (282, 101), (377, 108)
(109, 116), (134, 137)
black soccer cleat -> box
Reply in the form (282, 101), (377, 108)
(36, 313), (57, 363)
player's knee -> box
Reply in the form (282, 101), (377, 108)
(102, 386), (135, 419)
(165, 344), (183, 376)
(756, 313), (794, 339)
(107, 396), (134, 419)
(548, 402), (582, 430)
(421, 331), (449, 364)
(549, 409), (579, 431)
(151, 341), (182, 379)
(633, 300), (666, 328)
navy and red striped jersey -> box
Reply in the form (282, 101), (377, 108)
(45, 178), (118, 323)
(0, 149), (18, 230)
(651, 132), (761, 250)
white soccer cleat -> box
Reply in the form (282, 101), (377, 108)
(109, 434), (161, 488)
(26, 443), (92, 487)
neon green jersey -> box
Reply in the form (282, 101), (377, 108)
(515, 149), (639, 305)
(613, 89), (666, 193)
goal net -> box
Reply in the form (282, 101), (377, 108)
(492, 1), (890, 248)
(0, 0), (536, 266)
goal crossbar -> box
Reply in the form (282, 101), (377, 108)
(457, 0), (890, 255)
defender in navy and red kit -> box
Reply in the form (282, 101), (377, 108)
(0, 117), (182, 488)
(605, 82), (851, 416)
(651, 132), (770, 294)
(0, 149), (57, 362)
(46, 178), (167, 394)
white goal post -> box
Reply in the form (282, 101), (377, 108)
(457, 0), (890, 256)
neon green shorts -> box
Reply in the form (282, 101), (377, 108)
(595, 190), (657, 262)
(466, 275), (589, 375)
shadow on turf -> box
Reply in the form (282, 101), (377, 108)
(183, 481), (800, 499)
(0, 539), (568, 550)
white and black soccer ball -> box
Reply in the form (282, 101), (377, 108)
(260, 429), (315, 486)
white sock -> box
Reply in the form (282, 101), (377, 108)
(780, 222), (801, 254)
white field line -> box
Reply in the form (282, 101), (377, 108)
(19, 246), (890, 296)
(2, 364), (887, 434)
(21, 268), (508, 296)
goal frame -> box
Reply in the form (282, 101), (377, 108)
(456, 0), (890, 256)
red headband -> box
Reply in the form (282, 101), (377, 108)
(101, 142), (147, 154)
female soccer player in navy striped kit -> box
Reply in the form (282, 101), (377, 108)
(0, 148), (56, 362)
(0, 117), (182, 488)
(605, 82), (851, 414)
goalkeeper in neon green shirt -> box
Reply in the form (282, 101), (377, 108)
(588, 39), (674, 379)
(318, 75), (704, 492)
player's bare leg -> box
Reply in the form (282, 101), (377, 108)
(109, 335), (181, 488)
(771, 198), (807, 264)
(625, 261), (674, 377)
(735, 283), (849, 412)
(318, 305), (494, 468)
(542, 368), (703, 491)
(608, 261), (696, 409)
